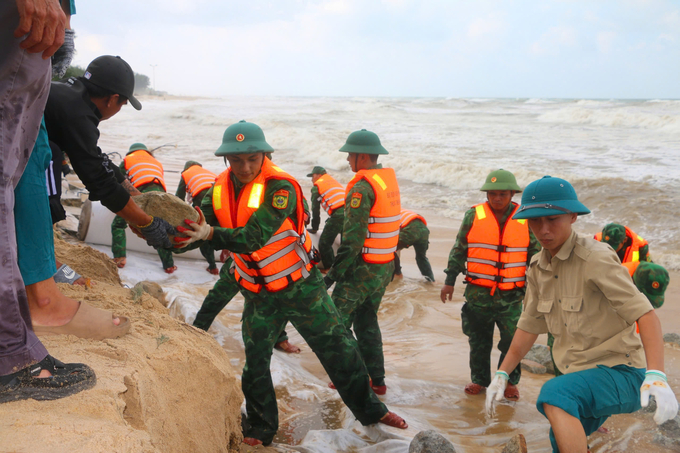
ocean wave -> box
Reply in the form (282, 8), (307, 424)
(537, 106), (680, 131)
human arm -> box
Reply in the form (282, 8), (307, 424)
(14, 0), (66, 58)
(175, 176), (187, 201)
(310, 186), (321, 232)
(640, 244), (651, 262)
(441, 209), (475, 301)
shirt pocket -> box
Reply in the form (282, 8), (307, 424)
(537, 298), (556, 332)
(561, 296), (592, 339)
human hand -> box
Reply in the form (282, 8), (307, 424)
(175, 207), (212, 248)
(440, 284), (454, 303)
(14, 0), (67, 59)
(485, 371), (509, 418)
(138, 216), (175, 249)
(641, 370), (679, 425)
(51, 28), (74, 78)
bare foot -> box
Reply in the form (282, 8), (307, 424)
(113, 257), (126, 268)
(207, 266), (219, 275)
(165, 266), (177, 274)
(275, 340), (301, 353)
(27, 277), (122, 327)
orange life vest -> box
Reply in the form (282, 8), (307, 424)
(123, 150), (166, 191)
(594, 226), (648, 263)
(212, 158), (313, 293)
(346, 168), (401, 264)
(623, 261), (640, 277)
(400, 210), (427, 228)
(181, 165), (217, 198)
(465, 202), (530, 295)
(313, 174), (345, 215)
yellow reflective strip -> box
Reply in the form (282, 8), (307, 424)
(213, 185), (222, 210)
(272, 165), (283, 173)
(475, 204), (486, 220)
(632, 251), (639, 262)
(248, 183), (263, 208)
(637, 235), (644, 241)
(516, 219), (526, 225)
(371, 174), (387, 190)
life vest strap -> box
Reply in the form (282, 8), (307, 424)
(467, 258), (527, 269)
(238, 259), (310, 285)
(466, 271), (526, 284)
(366, 230), (400, 239)
(468, 243), (529, 253)
(265, 230), (300, 246)
(320, 187), (344, 198)
(368, 214), (401, 224)
(361, 245), (397, 255)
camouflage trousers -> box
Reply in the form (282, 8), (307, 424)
(331, 262), (393, 387)
(192, 259), (287, 343)
(461, 299), (522, 387)
(190, 191), (216, 270)
(241, 267), (386, 444)
(396, 221), (434, 281)
(547, 333), (563, 376)
(318, 209), (344, 269)
(111, 184), (174, 269)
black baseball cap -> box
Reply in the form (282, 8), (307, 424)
(83, 55), (142, 110)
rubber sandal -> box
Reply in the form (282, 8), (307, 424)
(274, 340), (301, 354)
(33, 301), (130, 340)
(504, 383), (520, 401)
(243, 437), (263, 446)
(379, 411), (408, 429)
(464, 382), (486, 395)
(0, 355), (96, 404)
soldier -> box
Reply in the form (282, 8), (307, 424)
(440, 169), (541, 399)
(486, 176), (678, 453)
(393, 209), (435, 282)
(323, 130), (401, 396)
(176, 160), (219, 274)
(595, 223), (651, 263)
(110, 143), (176, 273)
(307, 166), (345, 270)
(177, 121), (407, 445)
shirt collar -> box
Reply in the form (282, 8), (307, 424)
(368, 163), (383, 170)
(537, 229), (577, 269)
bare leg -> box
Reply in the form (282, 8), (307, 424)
(543, 403), (588, 453)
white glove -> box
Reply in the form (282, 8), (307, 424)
(175, 207), (212, 248)
(485, 371), (509, 418)
(641, 370), (679, 425)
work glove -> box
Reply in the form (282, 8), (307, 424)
(641, 370), (679, 425)
(323, 275), (334, 290)
(175, 207), (212, 248)
(52, 29), (75, 79)
(485, 371), (509, 418)
(138, 216), (176, 250)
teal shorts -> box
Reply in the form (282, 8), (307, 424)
(536, 364), (645, 453)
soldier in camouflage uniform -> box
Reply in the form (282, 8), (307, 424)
(111, 143), (176, 272)
(441, 169), (541, 399)
(175, 160), (218, 274)
(394, 211), (435, 282)
(176, 121), (407, 446)
(307, 166), (344, 270)
(323, 130), (401, 396)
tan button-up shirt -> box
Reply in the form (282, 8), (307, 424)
(517, 231), (653, 374)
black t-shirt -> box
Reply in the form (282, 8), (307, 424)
(44, 78), (130, 213)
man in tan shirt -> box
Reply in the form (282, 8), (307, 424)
(485, 176), (678, 453)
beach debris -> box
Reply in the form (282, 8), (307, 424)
(133, 281), (167, 307)
(409, 430), (456, 453)
(663, 333), (680, 347)
(521, 344), (555, 375)
(520, 359), (547, 375)
(128, 191), (199, 240)
(501, 434), (527, 453)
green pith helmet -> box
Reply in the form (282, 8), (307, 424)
(633, 262), (669, 309)
(513, 176), (591, 219)
(480, 169), (522, 192)
(339, 129), (388, 155)
(307, 166), (327, 177)
(600, 223), (627, 250)
(183, 160), (202, 172)
(128, 142), (149, 154)
(215, 120), (274, 156)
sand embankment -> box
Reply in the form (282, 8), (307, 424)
(0, 234), (243, 453)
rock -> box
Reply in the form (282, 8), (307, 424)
(409, 430), (456, 453)
(660, 415), (680, 439)
(664, 333), (680, 347)
(524, 344), (552, 366)
(640, 396), (658, 413)
(129, 192), (199, 240)
(502, 434), (527, 453)
(133, 281), (167, 307)
(521, 359), (547, 375)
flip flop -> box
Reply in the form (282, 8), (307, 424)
(464, 382), (486, 395)
(33, 301), (130, 340)
(504, 383), (520, 401)
(242, 438), (263, 446)
(379, 411), (408, 429)
(0, 355), (96, 404)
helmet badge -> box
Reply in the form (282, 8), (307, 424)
(652, 281), (660, 289)
(236, 133), (245, 142)
(491, 177), (497, 183)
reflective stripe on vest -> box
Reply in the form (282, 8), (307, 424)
(124, 150), (167, 191)
(182, 165), (217, 197)
(314, 174), (345, 215)
(465, 202), (530, 294)
(594, 227), (648, 263)
(400, 210), (427, 228)
(345, 168), (401, 264)
(211, 159), (313, 293)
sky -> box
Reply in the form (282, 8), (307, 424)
(70, 0), (680, 98)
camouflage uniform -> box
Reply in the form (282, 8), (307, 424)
(444, 203), (541, 387)
(395, 218), (435, 281)
(327, 164), (394, 388)
(111, 181), (175, 269)
(175, 174), (217, 271)
(193, 175), (387, 444)
(311, 184), (344, 269)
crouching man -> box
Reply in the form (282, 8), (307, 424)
(485, 175), (678, 453)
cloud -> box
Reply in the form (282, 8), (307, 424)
(467, 14), (506, 39)
(597, 31), (617, 53)
(530, 26), (577, 55)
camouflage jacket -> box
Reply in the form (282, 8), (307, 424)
(310, 185), (321, 231)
